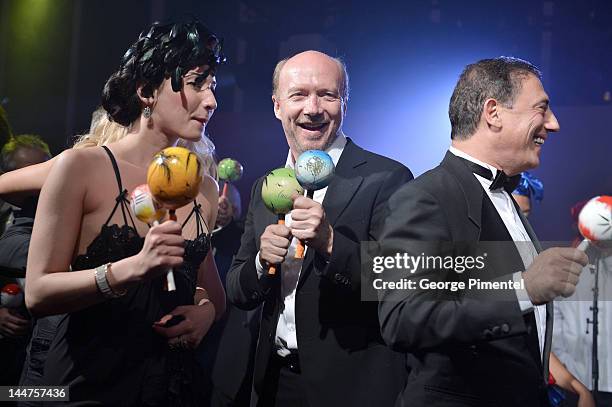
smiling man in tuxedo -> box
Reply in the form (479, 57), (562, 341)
(227, 50), (413, 406)
(379, 57), (589, 406)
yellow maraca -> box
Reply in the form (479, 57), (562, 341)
(146, 146), (203, 290)
(147, 146), (203, 210)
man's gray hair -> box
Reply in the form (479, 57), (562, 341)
(449, 56), (542, 140)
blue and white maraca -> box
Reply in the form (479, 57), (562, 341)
(294, 150), (335, 259)
(294, 150), (335, 191)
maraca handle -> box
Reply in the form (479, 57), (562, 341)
(294, 190), (314, 259)
(166, 270), (176, 292)
(160, 212), (177, 292)
(268, 216), (285, 275)
(222, 182), (230, 198)
(294, 241), (306, 259)
(168, 209), (177, 222)
(577, 238), (589, 252)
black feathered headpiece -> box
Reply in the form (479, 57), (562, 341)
(120, 20), (226, 93)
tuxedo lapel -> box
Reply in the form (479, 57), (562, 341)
(510, 194), (543, 253)
(542, 303), (553, 381)
(322, 140), (365, 227)
(441, 152), (484, 232)
(509, 195), (553, 382)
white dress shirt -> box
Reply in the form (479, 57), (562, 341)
(256, 134), (347, 356)
(449, 146), (547, 359)
(553, 253), (612, 392)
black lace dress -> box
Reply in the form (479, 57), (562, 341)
(41, 146), (212, 406)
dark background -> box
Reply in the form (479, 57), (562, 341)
(0, 0), (610, 240)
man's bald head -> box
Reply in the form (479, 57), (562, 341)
(272, 51), (350, 105)
(271, 50), (349, 157)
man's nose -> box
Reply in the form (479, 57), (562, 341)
(545, 109), (560, 132)
(303, 95), (322, 116)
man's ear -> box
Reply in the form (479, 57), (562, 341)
(483, 98), (502, 129)
(272, 94), (281, 120)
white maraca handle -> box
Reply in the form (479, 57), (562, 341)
(130, 184), (175, 292)
(152, 220), (176, 292)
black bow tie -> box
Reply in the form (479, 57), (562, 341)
(456, 156), (521, 193)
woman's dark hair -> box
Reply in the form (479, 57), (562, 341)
(102, 20), (225, 126)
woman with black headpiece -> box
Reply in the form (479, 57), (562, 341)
(25, 20), (227, 405)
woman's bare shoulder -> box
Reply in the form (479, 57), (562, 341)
(55, 146), (108, 167)
(44, 148), (113, 195)
(200, 174), (219, 198)
(196, 175), (219, 216)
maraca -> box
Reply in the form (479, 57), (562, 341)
(130, 184), (167, 225)
(261, 168), (304, 275)
(294, 150), (335, 258)
(1, 283), (23, 308)
(218, 158), (243, 197)
(147, 146), (203, 290)
(147, 146), (202, 210)
(0, 283), (24, 339)
(576, 195), (612, 251)
(129, 184), (175, 290)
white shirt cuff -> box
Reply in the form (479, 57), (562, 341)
(255, 251), (265, 279)
(513, 271), (534, 313)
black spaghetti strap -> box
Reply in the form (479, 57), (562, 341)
(100, 146), (139, 233)
(101, 146), (124, 194)
(181, 201), (210, 235)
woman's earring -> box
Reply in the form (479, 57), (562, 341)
(143, 106), (152, 119)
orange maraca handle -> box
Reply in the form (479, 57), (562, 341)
(268, 215), (285, 275)
(294, 190), (314, 259)
(222, 182), (230, 198)
(294, 240), (305, 259)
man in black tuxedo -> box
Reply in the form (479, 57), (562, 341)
(226, 50), (413, 406)
(378, 57), (589, 406)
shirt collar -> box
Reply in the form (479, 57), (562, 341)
(285, 133), (347, 169)
(449, 145), (500, 185)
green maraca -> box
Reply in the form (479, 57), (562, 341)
(261, 167), (304, 275)
(218, 158), (244, 197)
